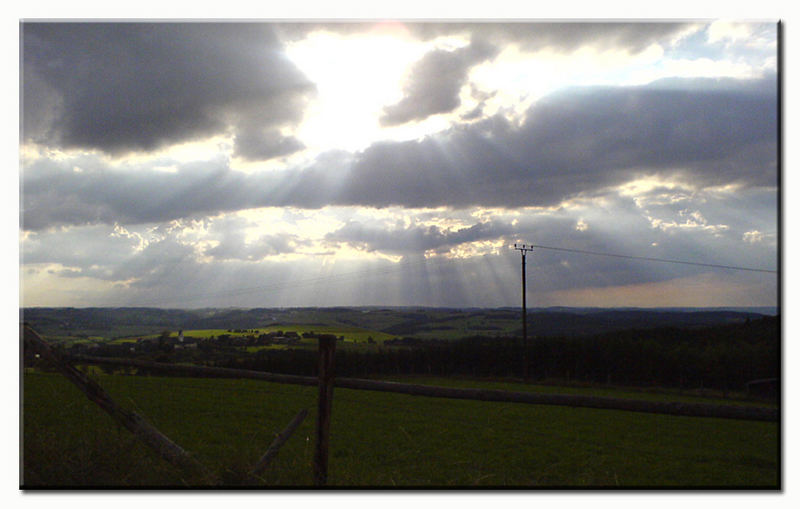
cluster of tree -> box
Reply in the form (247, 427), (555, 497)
(25, 315), (778, 397)
(216, 316), (778, 395)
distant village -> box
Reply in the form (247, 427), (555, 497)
(167, 329), (316, 348)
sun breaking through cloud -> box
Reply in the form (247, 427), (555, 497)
(20, 21), (778, 308)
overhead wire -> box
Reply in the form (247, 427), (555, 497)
(522, 243), (778, 274)
(126, 241), (777, 307)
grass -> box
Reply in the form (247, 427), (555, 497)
(381, 375), (778, 408)
(21, 371), (779, 487)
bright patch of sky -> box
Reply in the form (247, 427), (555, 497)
(286, 30), (435, 153)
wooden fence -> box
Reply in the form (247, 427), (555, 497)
(22, 324), (779, 486)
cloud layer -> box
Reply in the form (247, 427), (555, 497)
(278, 22), (697, 54)
(22, 23), (315, 160)
(19, 22), (779, 308)
(22, 75), (776, 231)
(380, 37), (499, 125)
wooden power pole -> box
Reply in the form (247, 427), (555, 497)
(514, 244), (534, 381)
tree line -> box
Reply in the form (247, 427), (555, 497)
(26, 315), (778, 397)
(216, 316), (778, 395)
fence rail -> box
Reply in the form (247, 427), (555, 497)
(23, 325), (308, 486)
(24, 320), (780, 487)
(67, 354), (778, 422)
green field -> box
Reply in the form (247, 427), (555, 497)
(21, 371), (778, 487)
(109, 325), (397, 346)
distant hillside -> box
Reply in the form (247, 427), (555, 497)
(20, 306), (774, 341)
(521, 309), (770, 337)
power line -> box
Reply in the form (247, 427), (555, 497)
(125, 241), (776, 307)
(521, 243), (778, 274)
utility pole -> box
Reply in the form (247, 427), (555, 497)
(514, 244), (534, 381)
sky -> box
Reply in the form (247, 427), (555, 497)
(18, 20), (779, 309)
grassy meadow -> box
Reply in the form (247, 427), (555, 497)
(22, 370), (778, 487)
(108, 325), (398, 347)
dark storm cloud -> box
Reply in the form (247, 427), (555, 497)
(109, 235), (198, 286)
(341, 75), (777, 208)
(22, 22), (315, 160)
(232, 129), (305, 161)
(21, 156), (248, 230)
(326, 219), (515, 255)
(204, 233), (298, 261)
(22, 77), (776, 231)
(22, 224), (141, 271)
(20, 151), (353, 231)
(408, 22), (697, 53)
(380, 38), (499, 126)
(276, 22), (695, 54)
(202, 215), (300, 261)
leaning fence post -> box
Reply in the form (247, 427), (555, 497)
(313, 334), (336, 486)
(21, 324), (218, 485)
(250, 408), (309, 478)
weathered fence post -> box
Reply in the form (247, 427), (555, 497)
(313, 334), (336, 486)
(21, 324), (218, 485)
